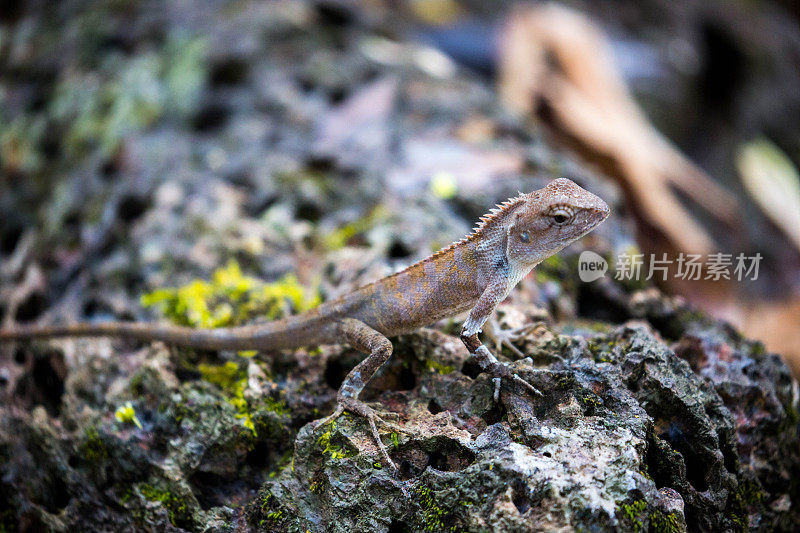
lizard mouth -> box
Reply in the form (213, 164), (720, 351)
(589, 203), (611, 224)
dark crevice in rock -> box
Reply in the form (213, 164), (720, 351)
(0, 224), (23, 255)
(117, 194), (150, 223)
(14, 292), (47, 322)
(427, 398), (443, 415)
(396, 363), (417, 391)
(193, 103), (230, 132)
(387, 519), (408, 533)
(209, 58), (250, 87)
(388, 240), (413, 259)
(394, 437), (476, 481)
(190, 470), (262, 510)
(13, 350), (65, 416)
(645, 434), (680, 491)
(510, 478), (535, 515)
(481, 402), (506, 426)
(31, 355), (65, 417)
(323, 352), (359, 391)
(294, 201), (323, 223)
(576, 283), (630, 323)
(461, 359), (483, 380)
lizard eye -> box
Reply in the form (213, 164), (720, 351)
(550, 207), (574, 226)
(519, 231), (530, 243)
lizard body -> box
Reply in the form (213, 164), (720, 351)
(0, 178), (609, 468)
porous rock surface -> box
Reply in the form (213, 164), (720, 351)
(2, 298), (798, 532)
(1, 1), (798, 532)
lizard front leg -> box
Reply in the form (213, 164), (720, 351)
(460, 284), (542, 401)
(315, 318), (397, 470)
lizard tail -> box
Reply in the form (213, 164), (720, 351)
(0, 314), (333, 352)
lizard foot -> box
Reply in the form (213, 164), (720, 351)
(484, 322), (533, 359)
(486, 360), (543, 402)
(316, 397), (397, 471)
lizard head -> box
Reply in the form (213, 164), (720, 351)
(507, 178), (610, 267)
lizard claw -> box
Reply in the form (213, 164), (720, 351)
(512, 373), (543, 396)
(483, 321), (530, 359)
(487, 362), (543, 401)
(316, 397), (398, 471)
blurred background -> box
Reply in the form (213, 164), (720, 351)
(1, 0), (799, 369)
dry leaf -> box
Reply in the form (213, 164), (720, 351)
(737, 137), (800, 253)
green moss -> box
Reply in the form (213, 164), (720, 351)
(309, 479), (324, 494)
(137, 483), (192, 528)
(750, 341), (766, 357)
(320, 206), (388, 250)
(0, 509), (17, 533)
(80, 425), (109, 463)
(738, 478), (765, 506)
(617, 499), (647, 531)
(263, 396), (289, 416)
(649, 510), (683, 533)
(198, 361), (257, 436)
(581, 395), (602, 410)
(617, 496), (685, 533)
(250, 489), (290, 530)
(199, 360), (240, 389)
(315, 421), (357, 460)
(412, 485), (462, 532)
(784, 403), (799, 426)
(426, 360), (455, 375)
(141, 260), (320, 331)
(722, 478), (763, 532)
(49, 34), (207, 159)
(557, 376), (574, 389)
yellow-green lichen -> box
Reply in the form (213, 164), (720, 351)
(136, 483), (192, 528)
(0, 509), (17, 533)
(316, 421), (356, 461)
(412, 485), (462, 532)
(141, 260), (320, 331)
(251, 490), (290, 529)
(80, 425), (109, 463)
(649, 510), (683, 533)
(738, 478), (765, 506)
(586, 338), (617, 363)
(309, 479), (324, 494)
(426, 360), (455, 375)
(320, 205), (388, 250)
(198, 361), (257, 436)
(617, 499), (647, 531)
(429, 172), (458, 199)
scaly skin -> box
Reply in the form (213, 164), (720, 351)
(0, 178), (610, 469)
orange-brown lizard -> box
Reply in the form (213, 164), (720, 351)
(0, 178), (609, 469)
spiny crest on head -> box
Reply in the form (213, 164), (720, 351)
(425, 193), (531, 262)
(471, 193), (530, 235)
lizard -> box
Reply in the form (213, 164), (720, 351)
(0, 177), (609, 469)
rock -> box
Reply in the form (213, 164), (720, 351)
(244, 317), (799, 532)
(1, 1), (798, 532)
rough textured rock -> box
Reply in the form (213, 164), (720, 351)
(246, 315), (798, 532)
(4, 305), (797, 531)
(1, 1), (799, 532)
